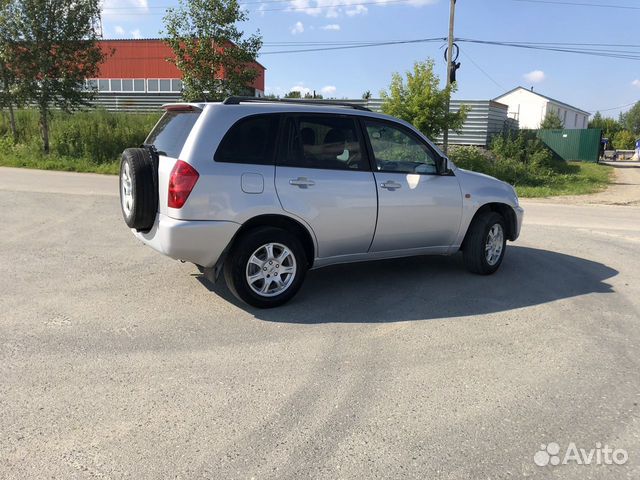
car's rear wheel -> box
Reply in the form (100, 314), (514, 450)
(224, 227), (308, 308)
(463, 211), (507, 275)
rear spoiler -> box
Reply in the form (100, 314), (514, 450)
(161, 103), (203, 112)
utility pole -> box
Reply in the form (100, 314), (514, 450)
(443, 0), (456, 155)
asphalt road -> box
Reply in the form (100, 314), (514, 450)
(1, 166), (639, 479)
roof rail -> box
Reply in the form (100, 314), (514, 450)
(222, 96), (371, 112)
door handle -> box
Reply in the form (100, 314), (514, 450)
(379, 180), (401, 190)
(289, 177), (315, 188)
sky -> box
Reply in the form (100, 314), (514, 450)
(101, 0), (640, 118)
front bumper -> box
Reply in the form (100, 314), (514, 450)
(133, 214), (240, 268)
(513, 205), (524, 240)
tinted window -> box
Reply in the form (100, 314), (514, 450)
(215, 115), (279, 165)
(278, 115), (367, 171)
(364, 120), (438, 174)
(145, 112), (200, 158)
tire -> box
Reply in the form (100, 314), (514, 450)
(463, 211), (507, 275)
(119, 148), (158, 231)
(224, 227), (308, 308)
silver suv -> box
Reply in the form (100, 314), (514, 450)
(119, 97), (524, 308)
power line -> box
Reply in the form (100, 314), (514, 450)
(458, 47), (505, 90)
(257, 37), (640, 60)
(260, 37), (445, 55)
(456, 38), (640, 60)
(589, 101), (638, 113)
(508, 0), (640, 10)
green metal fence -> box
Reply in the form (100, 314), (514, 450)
(537, 128), (602, 162)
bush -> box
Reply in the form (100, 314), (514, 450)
(0, 108), (161, 167)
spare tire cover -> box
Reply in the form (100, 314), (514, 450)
(119, 147), (158, 231)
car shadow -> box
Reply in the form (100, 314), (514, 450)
(195, 246), (617, 324)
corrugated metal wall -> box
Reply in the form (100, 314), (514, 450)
(434, 100), (516, 147)
(537, 129), (602, 162)
(337, 99), (515, 147)
(88, 93), (182, 113)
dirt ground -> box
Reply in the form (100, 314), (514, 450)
(533, 162), (640, 206)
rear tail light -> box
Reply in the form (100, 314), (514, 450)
(168, 160), (199, 209)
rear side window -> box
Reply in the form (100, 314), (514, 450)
(215, 115), (279, 165)
(146, 111), (200, 158)
(278, 115), (368, 171)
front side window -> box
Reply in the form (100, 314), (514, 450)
(278, 115), (366, 171)
(364, 120), (438, 174)
(215, 115), (279, 165)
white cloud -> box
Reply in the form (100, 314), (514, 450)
(130, 29), (142, 39)
(321, 24), (340, 30)
(290, 84), (313, 96)
(321, 85), (337, 96)
(523, 70), (546, 83)
(632, 79), (640, 88)
(345, 5), (368, 16)
(290, 21), (304, 35)
(286, 0), (436, 18)
(102, 0), (148, 20)
(114, 25), (125, 35)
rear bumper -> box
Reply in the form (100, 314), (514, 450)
(133, 214), (240, 268)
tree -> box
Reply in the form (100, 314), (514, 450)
(163, 0), (262, 102)
(284, 90), (301, 99)
(380, 59), (467, 139)
(362, 90), (372, 100)
(540, 111), (563, 130)
(4, 0), (105, 153)
(612, 129), (636, 150)
(589, 111), (622, 144)
(620, 101), (640, 135)
(0, 1), (19, 140)
(0, 54), (19, 141)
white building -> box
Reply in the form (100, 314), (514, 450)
(494, 87), (590, 130)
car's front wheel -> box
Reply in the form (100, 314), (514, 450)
(224, 227), (308, 308)
(463, 211), (507, 275)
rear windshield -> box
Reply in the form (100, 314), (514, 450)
(145, 111), (200, 158)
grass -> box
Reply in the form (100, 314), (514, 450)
(449, 142), (615, 198)
(516, 161), (614, 197)
(0, 146), (120, 174)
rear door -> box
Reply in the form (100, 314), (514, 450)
(144, 108), (201, 217)
(362, 118), (463, 252)
(274, 114), (377, 259)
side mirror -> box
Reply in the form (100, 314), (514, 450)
(438, 156), (452, 175)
